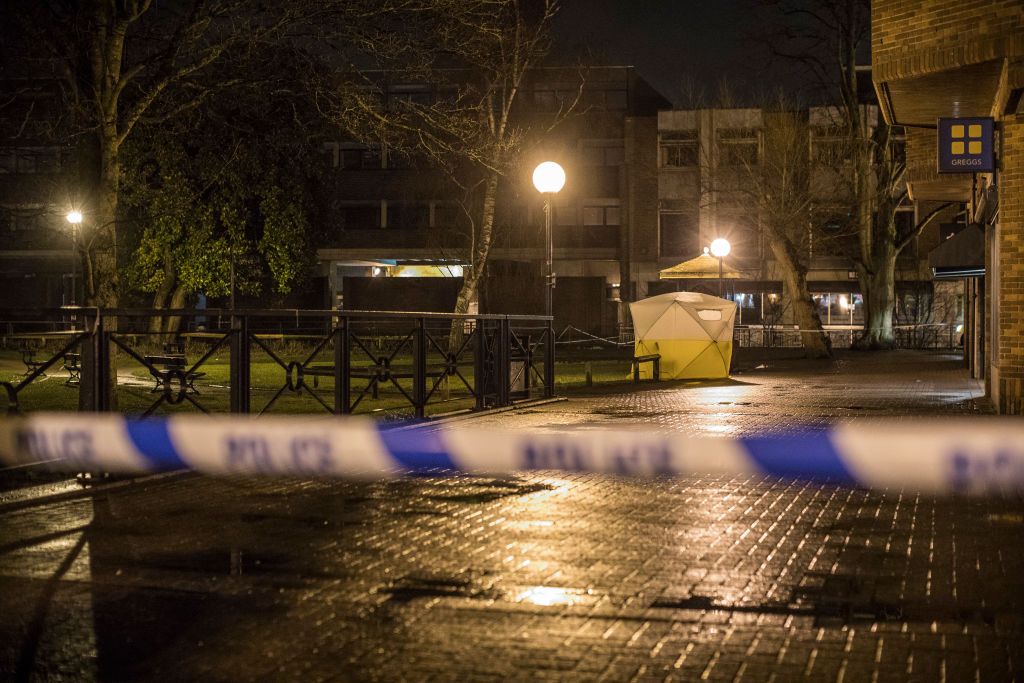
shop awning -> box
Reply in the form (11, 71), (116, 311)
(929, 224), (984, 279)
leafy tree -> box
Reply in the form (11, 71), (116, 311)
(121, 103), (318, 331)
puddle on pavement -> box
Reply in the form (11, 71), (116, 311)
(381, 575), (499, 603)
(515, 586), (593, 607)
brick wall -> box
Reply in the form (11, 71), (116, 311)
(996, 114), (1024, 413)
(873, 0), (1024, 81)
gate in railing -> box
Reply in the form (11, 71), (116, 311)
(0, 309), (555, 418)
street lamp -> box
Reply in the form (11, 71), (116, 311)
(532, 161), (565, 318)
(66, 210), (83, 306)
(709, 237), (731, 298)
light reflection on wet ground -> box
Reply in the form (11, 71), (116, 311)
(0, 352), (1018, 681)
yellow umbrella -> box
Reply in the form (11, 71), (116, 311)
(659, 252), (744, 280)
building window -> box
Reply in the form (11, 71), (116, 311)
(582, 205), (620, 226)
(604, 90), (628, 111)
(388, 86), (432, 109)
(812, 206), (853, 233)
(0, 147), (61, 174)
(533, 89), (557, 111)
(323, 142), (380, 169)
(387, 201), (430, 230)
(659, 212), (699, 257)
(555, 203), (576, 226)
(718, 128), (759, 166)
(727, 214), (763, 259)
(580, 142), (625, 166)
(660, 131), (698, 167)
(384, 147), (414, 169)
(1, 207), (52, 233)
(582, 88), (628, 111)
(433, 202), (461, 228)
(532, 86), (578, 112)
(337, 203), (382, 230)
(811, 127), (846, 165)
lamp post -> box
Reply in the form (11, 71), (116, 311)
(66, 210), (83, 306)
(709, 237), (731, 298)
(532, 161), (565, 318)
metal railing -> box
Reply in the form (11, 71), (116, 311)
(733, 323), (961, 350)
(0, 308), (555, 418)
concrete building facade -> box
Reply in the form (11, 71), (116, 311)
(653, 104), (956, 334)
(314, 66), (670, 336)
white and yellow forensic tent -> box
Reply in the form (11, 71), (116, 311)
(629, 292), (737, 379)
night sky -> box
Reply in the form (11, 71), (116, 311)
(551, 0), (791, 107)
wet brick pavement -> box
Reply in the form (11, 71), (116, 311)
(1, 351), (1022, 682)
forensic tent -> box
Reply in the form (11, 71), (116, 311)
(628, 291), (737, 379)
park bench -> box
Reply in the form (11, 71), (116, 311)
(20, 346), (46, 378)
(63, 352), (81, 385)
(632, 353), (661, 382)
(304, 363), (453, 399)
(145, 354), (206, 394)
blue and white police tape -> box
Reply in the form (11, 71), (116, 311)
(0, 414), (1022, 496)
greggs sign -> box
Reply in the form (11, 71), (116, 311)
(938, 117), (995, 173)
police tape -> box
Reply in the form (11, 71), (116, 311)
(0, 413), (1022, 496)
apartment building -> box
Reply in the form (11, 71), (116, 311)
(653, 104), (954, 332)
(0, 72), (76, 309)
(314, 66), (671, 335)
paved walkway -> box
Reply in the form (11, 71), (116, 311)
(1, 351), (1021, 682)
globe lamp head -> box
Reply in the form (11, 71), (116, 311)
(532, 161), (565, 193)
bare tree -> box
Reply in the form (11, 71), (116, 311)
(321, 0), (578, 332)
(757, 0), (952, 349)
(746, 110), (831, 357)
(692, 100), (831, 358)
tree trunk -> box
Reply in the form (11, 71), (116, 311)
(78, 134), (122, 411)
(164, 285), (189, 337)
(149, 248), (176, 333)
(856, 247), (897, 349)
(85, 138), (121, 308)
(769, 241), (831, 358)
(449, 171), (499, 351)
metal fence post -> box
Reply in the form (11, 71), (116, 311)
(413, 317), (427, 418)
(229, 314), (250, 414)
(90, 313), (111, 412)
(336, 316), (351, 414)
(499, 317), (511, 406)
(544, 318), (555, 398)
(473, 318), (485, 411)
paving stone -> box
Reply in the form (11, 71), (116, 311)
(0, 351), (1020, 681)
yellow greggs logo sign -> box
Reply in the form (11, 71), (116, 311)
(938, 117), (994, 174)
